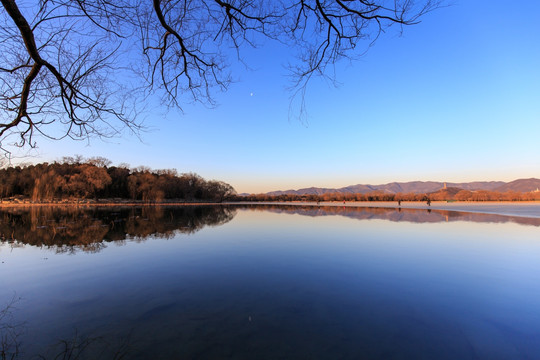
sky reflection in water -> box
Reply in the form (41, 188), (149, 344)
(1, 205), (540, 359)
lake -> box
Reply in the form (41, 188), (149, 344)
(1, 205), (540, 359)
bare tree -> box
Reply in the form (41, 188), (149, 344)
(0, 0), (440, 152)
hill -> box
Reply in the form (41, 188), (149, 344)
(494, 178), (540, 193)
(265, 179), (538, 196)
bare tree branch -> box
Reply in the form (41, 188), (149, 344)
(0, 0), (442, 151)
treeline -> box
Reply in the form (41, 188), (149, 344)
(235, 189), (540, 202)
(0, 156), (236, 202)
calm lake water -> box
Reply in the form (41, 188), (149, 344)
(1, 205), (540, 359)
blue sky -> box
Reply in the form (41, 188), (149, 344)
(22, 0), (540, 194)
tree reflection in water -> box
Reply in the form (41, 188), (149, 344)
(0, 206), (237, 253)
(0, 296), (23, 360)
(1, 204), (537, 254)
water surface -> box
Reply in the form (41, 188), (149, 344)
(1, 205), (539, 359)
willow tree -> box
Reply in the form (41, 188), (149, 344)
(0, 0), (440, 152)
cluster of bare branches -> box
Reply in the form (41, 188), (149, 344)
(0, 296), (23, 360)
(285, 0), (439, 119)
(0, 0), (143, 155)
(0, 0), (440, 151)
(140, 0), (281, 108)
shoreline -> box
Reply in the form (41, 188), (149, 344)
(237, 201), (540, 219)
(0, 200), (539, 219)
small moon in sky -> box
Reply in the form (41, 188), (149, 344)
(250, 93), (253, 96)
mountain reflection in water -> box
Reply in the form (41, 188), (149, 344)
(248, 204), (540, 227)
(0, 204), (537, 253)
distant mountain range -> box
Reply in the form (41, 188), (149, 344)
(264, 178), (540, 196)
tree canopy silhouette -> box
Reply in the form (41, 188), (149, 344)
(0, 0), (440, 151)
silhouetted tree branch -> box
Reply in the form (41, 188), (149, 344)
(0, 0), (441, 151)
